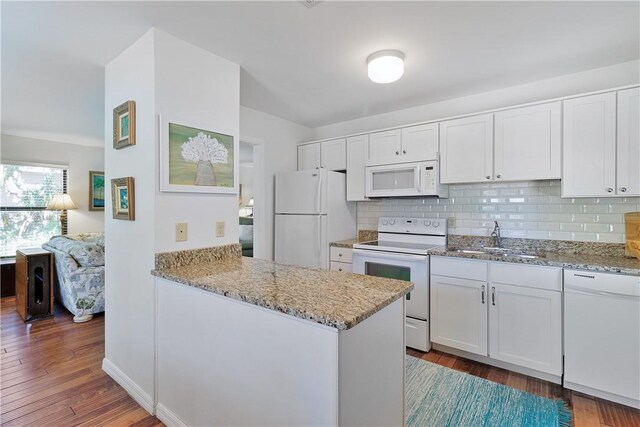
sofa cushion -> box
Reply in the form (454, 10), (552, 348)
(68, 243), (105, 267)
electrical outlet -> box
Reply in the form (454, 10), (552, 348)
(447, 217), (456, 228)
(176, 223), (188, 242)
(215, 221), (225, 237)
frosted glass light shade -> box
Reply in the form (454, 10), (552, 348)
(367, 50), (405, 84)
(46, 194), (77, 210)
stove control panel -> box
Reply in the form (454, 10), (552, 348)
(378, 216), (447, 236)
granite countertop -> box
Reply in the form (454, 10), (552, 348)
(330, 230), (378, 248)
(428, 246), (640, 276)
(152, 256), (413, 330)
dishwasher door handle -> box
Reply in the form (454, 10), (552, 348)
(565, 284), (640, 298)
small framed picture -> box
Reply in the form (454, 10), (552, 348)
(111, 177), (135, 220)
(113, 100), (136, 149)
(89, 171), (105, 211)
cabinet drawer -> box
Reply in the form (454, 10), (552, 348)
(430, 256), (487, 281)
(330, 261), (352, 273)
(406, 317), (429, 352)
(330, 247), (353, 263)
(489, 262), (562, 292)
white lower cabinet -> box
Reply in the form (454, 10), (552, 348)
(330, 247), (353, 272)
(430, 274), (488, 356)
(488, 283), (562, 375)
(430, 256), (563, 378)
(330, 261), (352, 273)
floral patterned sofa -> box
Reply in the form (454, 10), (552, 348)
(42, 233), (105, 317)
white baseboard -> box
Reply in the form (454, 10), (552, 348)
(156, 403), (188, 427)
(564, 381), (640, 409)
(102, 358), (155, 414)
(432, 343), (562, 384)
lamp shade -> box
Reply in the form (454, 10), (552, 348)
(46, 194), (77, 210)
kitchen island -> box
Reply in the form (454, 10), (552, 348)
(151, 245), (412, 427)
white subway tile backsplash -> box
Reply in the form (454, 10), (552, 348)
(357, 180), (640, 243)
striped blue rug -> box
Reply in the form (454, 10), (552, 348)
(406, 356), (571, 427)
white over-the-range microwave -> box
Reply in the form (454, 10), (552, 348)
(365, 160), (449, 198)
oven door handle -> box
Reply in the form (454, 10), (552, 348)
(352, 249), (428, 262)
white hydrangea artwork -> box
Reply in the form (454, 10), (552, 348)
(181, 132), (229, 165)
(165, 122), (235, 191)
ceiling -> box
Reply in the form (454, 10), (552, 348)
(2, 1), (639, 147)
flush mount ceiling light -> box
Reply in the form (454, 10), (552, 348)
(367, 50), (405, 84)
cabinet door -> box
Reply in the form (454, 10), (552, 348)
(617, 87), (640, 196)
(401, 123), (438, 162)
(489, 284), (562, 375)
(297, 143), (321, 171)
(439, 114), (494, 184)
(320, 139), (346, 171)
(494, 102), (561, 181)
(562, 92), (616, 197)
(346, 135), (368, 201)
(430, 274), (488, 356)
(366, 129), (402, 166)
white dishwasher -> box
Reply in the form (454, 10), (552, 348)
(564, 270), (640, 409)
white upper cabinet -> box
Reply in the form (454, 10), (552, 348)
(321, 138), (347, 171)
(346, 135), (369, 201)
(494, 102), (561, 181)
(366, 129), (402, 166)
(297, 143), (321, 171)
(400, 123), (439, 163)
(439, 114), (494, 184)
(617, 87), (640, 196)
(562, 92), (617, 197)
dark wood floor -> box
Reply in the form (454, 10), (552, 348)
(2, 296), (638, 427)
(0, 297), (163, 427)
(406, 347), (640, 427)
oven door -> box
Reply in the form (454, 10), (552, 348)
(352, 249), (429, 320)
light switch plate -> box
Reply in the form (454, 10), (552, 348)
(216, 221), (225, 237)
(176, 223), (188, 242)
(447, 217), (456, 228)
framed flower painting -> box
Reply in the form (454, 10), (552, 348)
(159, 115), (237, 194)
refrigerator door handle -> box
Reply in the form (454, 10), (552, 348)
(316, 216), (322, 257)
(316, 170), (322, 214)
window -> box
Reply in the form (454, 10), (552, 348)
(0, 164), (67, 257)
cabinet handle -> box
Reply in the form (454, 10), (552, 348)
(496, 174), (501, 179)
(607, 188), (613, 193)
(620, 187), (627, 192)
(338, 268), (343, 272)
(395, 151), (399, 155)
(491, 287), (496, 306)
(486, 175), (491, 180)
(481, 285), (485, 304)
(338, 253), (342, 257)
(403, 150), (407, 154)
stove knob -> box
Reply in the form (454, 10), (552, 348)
(382, 220), (388, 225)
(423, 220), (431, 226)
(389, 219), (396, 225)
(432, 221), (440, 228)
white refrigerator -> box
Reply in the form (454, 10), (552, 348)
(275, 169), (356, 269)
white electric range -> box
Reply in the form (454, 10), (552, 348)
(352, 217), (447, 352)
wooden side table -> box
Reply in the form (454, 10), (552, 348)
(15, 248), (54, 321)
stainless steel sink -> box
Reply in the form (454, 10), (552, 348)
(449, 247), (545, 259)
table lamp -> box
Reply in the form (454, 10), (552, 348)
(46, 194), (77, 235)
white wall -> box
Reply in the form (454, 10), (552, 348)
(239, 106), (314, 260)
(153, 29), (240, 252)
(1, 134), (104, 234)
(104, 28), (241, 411)
(314, 60), (640, 139)
(104, 29), (157, 408)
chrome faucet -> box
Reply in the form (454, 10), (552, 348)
(491, 221), (501, 248)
